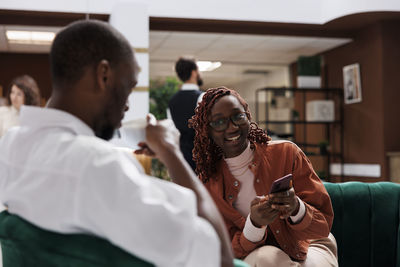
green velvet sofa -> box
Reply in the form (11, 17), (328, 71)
(0, 210), (248, 267)
(324, 181), (400, 267)
(0, 211), (154, 267)
(2, 181), (399, 266)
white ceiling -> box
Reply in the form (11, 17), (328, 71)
(149, 31), (351, 88)
(0, 25), (352, 88)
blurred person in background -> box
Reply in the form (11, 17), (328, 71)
(168, 57), (204, 171)
(0, 75), (41, 137)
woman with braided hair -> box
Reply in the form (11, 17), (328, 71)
(189, 87), (338, 266)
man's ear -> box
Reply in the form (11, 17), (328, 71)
(96, 59), (111, 92)
(191, 69), (198, 79)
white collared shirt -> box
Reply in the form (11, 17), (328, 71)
(181, 83), (200, 91)
(0, 106), (220, 267)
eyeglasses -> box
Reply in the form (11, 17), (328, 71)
(209, 113), (248, 132)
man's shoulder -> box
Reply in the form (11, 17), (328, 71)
(59, 135), (139, 176)
(169, 90), (201, 105)
(168, 91), (180, 102)
(171, 89), (201, 98)
(72, 135), (118, 157)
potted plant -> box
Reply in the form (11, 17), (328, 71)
(297, 55), (321, 88)
(149, 77), (180, 120)
(149, 77), (180, 179)
(318, 140), (330, 155)
(292, 110), (300, 121)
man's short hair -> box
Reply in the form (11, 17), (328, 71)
(175, 57), (198, 82)
(50, 20), (132, 89)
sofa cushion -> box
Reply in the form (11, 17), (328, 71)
(324, 182), (400, 267)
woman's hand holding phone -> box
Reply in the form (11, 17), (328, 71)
(249, 174), (300, 227)
(269, 188), (299, 220)
(268, 174), (299, 220)
(249, 195), (280, 227)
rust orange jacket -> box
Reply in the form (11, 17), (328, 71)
(203, 141), (333, 261)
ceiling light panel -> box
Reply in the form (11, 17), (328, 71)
(6, 30), (55, 45)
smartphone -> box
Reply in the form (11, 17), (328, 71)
(269, 174), (293, 194)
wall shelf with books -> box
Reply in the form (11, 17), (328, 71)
(255, 87), (344, 181)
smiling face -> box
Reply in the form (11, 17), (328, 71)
(9, 85), (25, 110)
(209, 95), (250, 158)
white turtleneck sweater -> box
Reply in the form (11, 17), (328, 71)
(225, 143), (256, 217)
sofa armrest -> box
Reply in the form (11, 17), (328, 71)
(324, 182), (400, 267)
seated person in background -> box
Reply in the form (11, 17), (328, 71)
(0, 20), (235, 267)
(189, 87), (338, 266)
(0, 75), (41, 137)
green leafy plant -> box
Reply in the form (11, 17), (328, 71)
(149, 77), (180, 179)
(149, 77), (181, 120)
(318, 140), (330, 155)
(270, 98), (277, 107)
(292, 110), (300, 121)
(297, 55), (321, 76)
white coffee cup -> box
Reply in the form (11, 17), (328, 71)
(120, 118), (147, 149)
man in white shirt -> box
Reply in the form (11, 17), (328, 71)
(0, 20), (234, 267)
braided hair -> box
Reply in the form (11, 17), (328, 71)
(189, 86), (271, 183)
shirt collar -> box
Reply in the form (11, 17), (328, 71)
(181, 83), (200, 91)
(20, 106), (94, 136)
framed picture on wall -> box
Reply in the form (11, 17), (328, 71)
(343, 63), (362, 104)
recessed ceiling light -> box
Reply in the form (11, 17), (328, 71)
(6, 30), (55, 45)
(197, 61), (222, 72)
